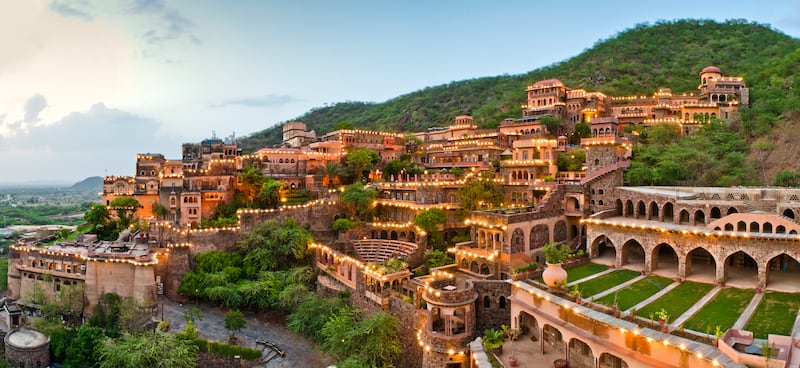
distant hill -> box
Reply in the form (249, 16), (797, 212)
(70, 176), (103, 193)
(238, 19), (800, 185)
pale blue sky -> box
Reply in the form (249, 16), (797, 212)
(1, 0), (799, 184)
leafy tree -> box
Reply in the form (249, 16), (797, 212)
(84, 204), (117, 240)
(319, 162), (343, 188)
(557, 150), (586, 172)
(65, 325), (106, 368)
(332, 218), (359, 231)
(151, 203), (168, 220)
(224, 310), (246, 340)
(108, 196), (141, 229)
(346, 148), (380, 181)
(341, 183), (377, 220)
(571, 122), (591, 143)
(425, 249), (455, 269)
(414, 208), (447, 250)
(239, 219), (311, 275)
(333, 121), (355, 130)
(321, 307), (359, 360)
(183, 306), (204, 324)
(539, 115), (562, 137)
(98, 332), (198, 368)
(353, 312), (402, 367)
(288, 296), (345, 344)
(772, 170), (800, 187)
(456, 173), (504, 211)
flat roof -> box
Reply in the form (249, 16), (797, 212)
(6, 329), (48, 348)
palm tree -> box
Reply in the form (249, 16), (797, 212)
(319, 162), (342, 188)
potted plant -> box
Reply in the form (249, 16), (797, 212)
(482, 328), (506, 355)
(762, 341), (776, 367)
(611, 292), (620, 317)
(541, 242), (571, 288)
(713, 325), (724, 347)
(501, 325), (520, 367)
(656, 308), (669, 325)
(570, 284), (582, 304)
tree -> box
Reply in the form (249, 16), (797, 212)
(539, 115), (562, 137)
(183, 306), (204, 324)
(345, 148), (380, 181)
(98, 332), (198, 368)
(341, 183), (377, 220)
(288, 296), (345, 344)
(571, 122), (591, 143)
(151, 203), (168, 220)
(333, 121), (354, 130)
(425, 249), (455, 269)
(414, 208), (447, 250)
(237, 166), (284, 208)
(772, 170), (800, 187)
(456, 173), (504, 211)
(224, 309), (246, 340)
(108, 196), (141, 229)
(66, 325), (106, 368)
(239, 219), (312, 274)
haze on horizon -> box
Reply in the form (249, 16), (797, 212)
(1, 0), (799, 185)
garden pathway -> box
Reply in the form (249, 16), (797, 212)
(792, 304), (800, 337)
(625, 281), (680, 314)
(586, 275), (645, 300)
(732, 292), (764, 330)
(566, 268), (615, 287)
(671, 285), (722, 327)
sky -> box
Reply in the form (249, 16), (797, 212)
(1, 0), (799, 185)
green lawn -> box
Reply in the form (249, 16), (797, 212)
(576, 269), (640, 299)
(0, 258), (7, 292)
(684, 287), (755, 334)
(637, 281), (715, 322)
(744, 291), (800, 338)
(595, 275), (674, 310)
(566, 263), (609, 283)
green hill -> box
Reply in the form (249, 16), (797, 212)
(239, 19), (800, 185)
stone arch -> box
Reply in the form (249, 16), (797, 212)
(766, 254), (800, 291)
(566, 197), (580, 212)
(590, 235), (616, 263)
(615, 199), (623, 216)
(390, 231), (398, 240)
(380, 230), (388, 239)
(530, 224), (549, 251)
(727, 207), (738, 215)
(694, 210), (706, 226)
(662, 202), (674, 222)
(553, 220), (567, 242)
(636, 201), (646, 219)
(511, 229), (525, 253)
(783, 208), (795, 219)
(685, 247), (717, 281)
(624, 200), (634, 217)
(499, 296), (506, 309)
(542, 324), (565, 354)
(763, 223), (773, 233)
(679, 209), (690, 224)
(648, 201), (659, 220)
(777, 225), (786, 234)
(409, 232), (416, 242)
(651, 243), (679, 275)
(621, 239), (645, 269)
(483, 295), (491, 308)
(750, 222), (760, 233)
(568, 338), (595, 368)
(470, 261), (479, 273)
(460, 258), (468, 270)
(599, 353), (629, 368)
(710, 207), (722, 219)
(569, 225), (580, 242)
(737, 221), (747, 232)
(725, 223), (734, 231)
(480, 263), (491, 275)
(724, 251), (758, 288)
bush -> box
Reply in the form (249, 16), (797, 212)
(193, 338), (262, 360)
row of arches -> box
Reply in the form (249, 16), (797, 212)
(370, 230), (416, 243)
(517, 311), (629, 368)
(591, 235), (800, 289)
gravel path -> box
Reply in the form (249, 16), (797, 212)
(159, 297), (334, 368)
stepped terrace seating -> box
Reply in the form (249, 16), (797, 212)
(352, 239), (418, 263)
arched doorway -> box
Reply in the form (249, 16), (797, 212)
(380, 230), (388, 239)
(724, 251), (758, 288)
(783, 208), (795, 219)
(694, 210), (706, 226)
(636, 201), (646, 219)
(649, 201), (659, 220)
(710, 207), (722, 219)
(591, 236), (616, 265)
(624, 200), (634, 217)
(679, 209), (690, 224)
(599, 353), (629, 368)
(511, 229), (525, 253)
(652, 243), (679, 277)
(686, 247), (716, 282)
(766, 254), (800, 292)
(568, 338), (594, 368)
(542, 324), (564, 354)
(615, 200), (623, 216)
(530, 224), (549, 251)
(621, 239), (645, 271)
(663, 203), (674, 223)
(390, 231), (398, 240)
(518, 312), (540, 353)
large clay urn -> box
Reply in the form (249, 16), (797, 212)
(542, 262), (567, 288)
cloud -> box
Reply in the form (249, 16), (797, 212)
(0, 103), (178, 183)
(142, 10), (200, 46)
(209, 94), (301, 108)
(49, 0), (95, 21)
(128, 0), (164, 13)
(23, 95), (47, 123)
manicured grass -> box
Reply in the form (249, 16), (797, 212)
(744, 291), (800, 338)
(684, 287), (755, 334)
(566, 263), (609, 283)
(0, 258), (7, 291)
(637, 281), (715, 322)
(577, 269), (640, 298)
(595, 275), (674, 310)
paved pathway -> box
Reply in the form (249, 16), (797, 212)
(792, 304), (800, 337)
(671, 285), (722, 327)
(567, 268), (616, 287)
(625, 281), (680, 313)
(586, 275), (645, 300)
(159, 297), (333, 368)
(732, 292), (764, 329)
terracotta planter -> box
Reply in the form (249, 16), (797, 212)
(509, 357), (518, 367)
(554, 358), (568, 368)
(542, 263), (568, 288)
(712, 340), (719, 347)
(661, 326), (668, 333)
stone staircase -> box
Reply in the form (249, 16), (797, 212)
(580, 160), (630, 185)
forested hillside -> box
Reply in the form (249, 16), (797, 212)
(239, 19), (800, 186)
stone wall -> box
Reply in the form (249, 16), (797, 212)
(389, 297), (425, 368)
(473, 280), (511, 334)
